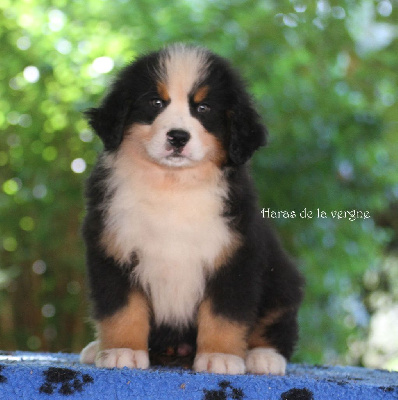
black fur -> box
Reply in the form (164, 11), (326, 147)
(82, 44), (304, 367)
(205, 53), (267, 165)
(85, 52), (161, 151)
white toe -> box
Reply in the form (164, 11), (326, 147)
(245, 348), (286, 375)
(95, 348), (150, 369)
(194, 353), (246, 374)
(80, 341), (100, 364)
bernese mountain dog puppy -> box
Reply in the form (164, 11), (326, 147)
(80, 43), (304, 375)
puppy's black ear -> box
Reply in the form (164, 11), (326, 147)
(85, 90), (129, 151)
(228, 96), (268, 165)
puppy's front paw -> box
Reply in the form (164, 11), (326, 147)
(245, 348), (286, 375)
(95, 348), (150, 369)
(80, 340), (100, 364)
(194, 353), (246, 374)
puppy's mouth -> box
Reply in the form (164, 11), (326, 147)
(165, 143), (185, 158)
(161, 144), (192, 166)
(146, 129), (202, 168)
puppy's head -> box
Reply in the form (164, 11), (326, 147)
(86, 43), (267, 167)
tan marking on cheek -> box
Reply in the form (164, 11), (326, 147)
(97, 291), (151, 351)
(157, 81), (170, 102)
(200, 130), (227, 167)
(125, 123), (153, 146)
(118, 127), (225, 190)
(247, 309), (287, 349)
(193, 85), (209, 103)
(123, 123), (156, 164)
(196, 300), (248, 358)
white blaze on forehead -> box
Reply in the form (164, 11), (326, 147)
(159, 44), (209, 100)
(141, 44), (212, 167)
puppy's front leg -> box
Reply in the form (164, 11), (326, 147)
(194, 300), (248, 374)
(94, 291), (151, 369)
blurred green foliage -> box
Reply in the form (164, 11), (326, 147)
(1, 0), (397, 368)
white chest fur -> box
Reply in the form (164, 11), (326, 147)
(101, 153), (234, 327)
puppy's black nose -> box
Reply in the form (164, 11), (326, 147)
(166, 129), (190, 148)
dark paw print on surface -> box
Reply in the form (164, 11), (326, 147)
(40, 367), (93, 395)
(203, 380), (244, 400)
(281, 388), (314, 400)
(0, 365), (7, 383)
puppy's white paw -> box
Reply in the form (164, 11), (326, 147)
(80, 340), (100, 364)
(95, 348), (150, 369)
(194, 353), (246, 375)
(245, 348), (286, 375)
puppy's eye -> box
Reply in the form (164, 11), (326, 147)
(197, 103), (210, 113)
(150, 98), (165, 109)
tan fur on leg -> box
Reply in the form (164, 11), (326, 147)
(194, 300), (248, 374)
(95, 291), (151, 369)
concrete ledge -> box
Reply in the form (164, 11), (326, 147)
(0, 351), (397, 399)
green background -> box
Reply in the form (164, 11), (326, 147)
(1, 0), (397, 369)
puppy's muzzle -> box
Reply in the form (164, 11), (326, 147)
(166, 129), (191, 150)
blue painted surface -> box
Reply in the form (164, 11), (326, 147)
(0, 351), (397, 399)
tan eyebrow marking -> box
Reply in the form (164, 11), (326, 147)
(157, 81), (170, 101)
(193, 85), (209, 103)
